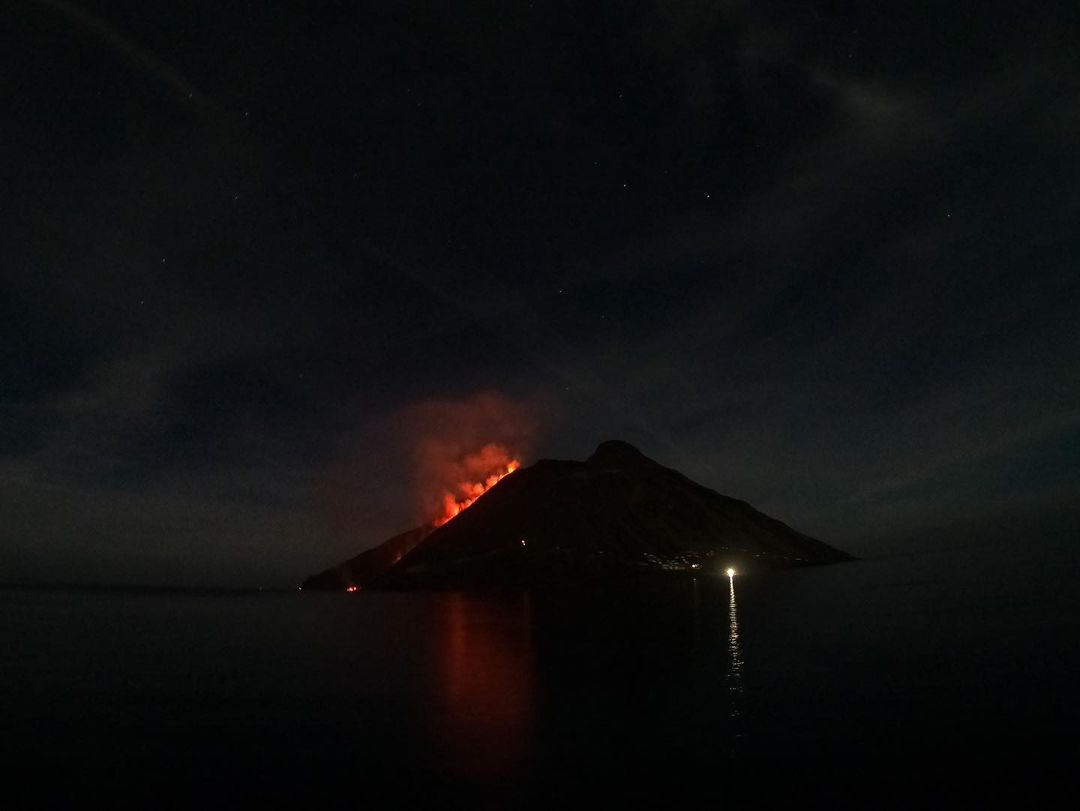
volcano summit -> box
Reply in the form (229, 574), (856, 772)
(303, 441), (853, 590)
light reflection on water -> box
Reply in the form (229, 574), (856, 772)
(6, 541), (1077, 804)
(727, 575), (744, 730)
(434, 592), (535, 780)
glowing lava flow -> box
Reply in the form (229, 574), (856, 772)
(434, 460), (520, 527)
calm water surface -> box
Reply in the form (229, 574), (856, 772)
(3, 539), (1078, 807)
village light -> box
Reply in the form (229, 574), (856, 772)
(726, 568), (736, 578)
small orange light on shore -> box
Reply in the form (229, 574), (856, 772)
(345, 585), (359, 593)
(726, 568), (736, 577)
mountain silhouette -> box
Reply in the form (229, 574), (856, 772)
(302, 440), (852, 590)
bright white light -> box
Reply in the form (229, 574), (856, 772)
(726, 568), (736, 577)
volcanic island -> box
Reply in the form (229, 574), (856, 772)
(302, 440), (853, 591)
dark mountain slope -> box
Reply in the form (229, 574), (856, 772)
(302, 440), (852, 590)
(301, 524), (434, 590)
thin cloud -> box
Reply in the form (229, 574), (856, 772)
(32, 0), (210, 107)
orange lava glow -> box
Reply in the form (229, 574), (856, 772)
(433, 459), (520, 527)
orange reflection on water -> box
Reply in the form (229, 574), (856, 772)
(433, 592), (535, 780)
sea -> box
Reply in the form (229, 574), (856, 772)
(3, 537), (1078, 808)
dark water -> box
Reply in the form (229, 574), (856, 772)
(3, 540), (1079, 807)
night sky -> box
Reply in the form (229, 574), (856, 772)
(3, 1), (1079, 587)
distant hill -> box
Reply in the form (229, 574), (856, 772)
(302, 440), (853, 590)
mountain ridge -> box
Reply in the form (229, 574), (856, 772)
(302, 441), (853, 590)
